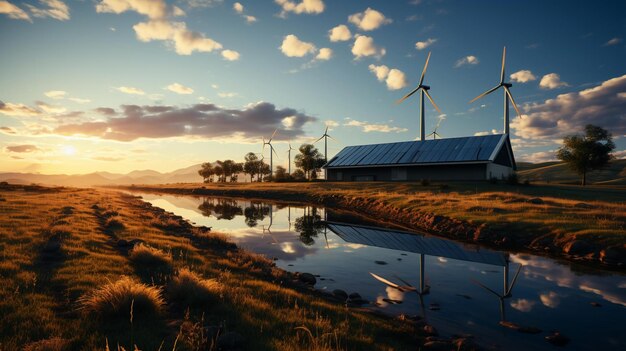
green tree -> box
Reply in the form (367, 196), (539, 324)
(243, 152), (260, 182)
(259, 162), (271, 182)
(294, 144), (325, 180)
(198, 162), (214, 183)
(213, 163), (225, 182)
(556, 124), (615, 186)
(291, 169), (306, 181)
(274, 165), (289, 181)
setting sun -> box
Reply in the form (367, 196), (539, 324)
(61, 145), (76, 156)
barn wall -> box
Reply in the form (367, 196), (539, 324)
(486, 163), (514, 179)
(327, 163), (492, 181)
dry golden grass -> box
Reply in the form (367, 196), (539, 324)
(129, 243), (172, 267)
(78, 276), (165, 319)
(168, 268), (222, 306)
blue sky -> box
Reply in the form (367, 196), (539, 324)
(1, 0), (625, 174)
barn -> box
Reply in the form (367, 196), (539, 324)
(323, 134), (515, 181)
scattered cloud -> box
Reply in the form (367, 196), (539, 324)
(36, 101), (66, 114)
(44, 90), (67, 99)
(540, 291), (561, 308)
(315, 48), (332, 60)
(280, 34), (316, 57)
(473, 129), (499, 136)
(233, 2), (256, 23)
(510, 70), (537, 83)
(510, 299), (536, 312)
(95, 107), (116, 115)
(368, 64), (407, 90)
(348, 7), (391, 31)
(613, 150), (626, 159)
(518, 151), (557, 163)
(52, 102), (316, 142)
(328, 24), (351, 42)
(604, 37), (622, 46)
(0, 126), (17, 134)
(221, 49), (240, 61)
(67, 97), (91, 104)
(0, 1), (31, 21)
(92, 156), (124, 162)
(217, 92), (237, 98)
(344, 119), (407, 133)
(275, 0), (324, 17)
(0, 101), (41, 116)
(455, 55), (479, 67)
(6, 144), (41, 153)
(324, 120), (339, 129)
(539, 73), (568, 89)
(233, 2), (243, 13)
(167, 83), (194, 95)
(116, 86), (146, 95)
(26, 0), (70, 21)
(352, 35), (385, 59)
(415, 38), (437, 50)
(512, 74), (626, 139)
(182, 0), (223, 8)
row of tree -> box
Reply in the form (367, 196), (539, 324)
(198, 144), (327, 183)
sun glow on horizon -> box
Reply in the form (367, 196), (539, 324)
(62, 145), (76, 156)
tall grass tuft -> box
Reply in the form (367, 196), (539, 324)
(129, 243), (172, 267)
(78, 276), (165, 320)
(23, 337), (72, 351)
(168, 268), (222, 306)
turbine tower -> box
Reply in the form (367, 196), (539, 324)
(262, 129), (278, 178)
(286, 142), (295, 174)
(469, 47), (522, 135)
(397, 51), (442, 141)
(315, 126), (336, 180)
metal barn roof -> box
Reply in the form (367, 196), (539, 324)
(324, 134), (511, 168)
(327, 222), (508, 267)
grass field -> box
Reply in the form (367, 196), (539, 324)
(0, 184), (420, 350)
(117, 181), (626, 267)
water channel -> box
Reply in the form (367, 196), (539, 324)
(131, 192), (626, 351)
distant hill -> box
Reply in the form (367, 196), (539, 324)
(0, 163), (205, 187)
(518, 159), (626, 185)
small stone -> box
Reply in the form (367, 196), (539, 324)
(298, 272), (316, 285)
(574, 202), (595, 209)
(423, 324), (439, 336)
(527, 197), (544, 204)
(332, 289), (348, 299)
(545, 332), (569, 346)
(348, 292), (361, 300)
(374, 260), (388, 265)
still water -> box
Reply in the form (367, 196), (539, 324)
(132, 192), (626, 351)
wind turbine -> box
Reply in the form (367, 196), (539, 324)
(286, 142), (295, 174)
(397, 51), (442, 141)
(262, 129), (278, 178)
(315, 126), (336, 180)
(471, 262), (523, 325)
(469, 46), (522, 135)
(426, 122), (442, 140)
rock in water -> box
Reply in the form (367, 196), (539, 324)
(332, 289), (348, 300)
(297, 273), (316, 285)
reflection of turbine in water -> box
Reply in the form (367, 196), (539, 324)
(261, 204), (278, 244)
(370, 272), (429, 320)
(472, 262), (524, 326)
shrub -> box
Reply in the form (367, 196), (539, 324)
(23, 338), (72, 351)
(78, 276), (165, 319)
(129, 243), (172, 267)
(168, 268), (222, 306)
(506, 173), (519, 185)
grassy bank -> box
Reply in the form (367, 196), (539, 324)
(115, 182), (626, 267)
(0, 184), (423, 350)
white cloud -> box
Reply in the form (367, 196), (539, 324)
(604, 37), (622, 46)
(368, 64), (389, 81)
(233, 2), (243, 14)
(315, 48), (332, 60)
(275, 0), (324, 16)
(352, 35), (385, 59)
(0, 102), (41, 116)
(518, 151), (557, 163)
(368, 64), (407, 90)
(244, 15), (256, 23)
(26, 0), (69, 21)
(67, 97), (91, 104)
(539, 73), (568, 89)
(167, 83), (194, 95)
(96, 0), (167, 20)
(540, 291), (561, 308)
(510, 70), (537, 83)
(512, 74), (626, 139)
(221, 49), (240, 61)
(344, 119), (407, 133)
(613, 150), (626, 159)
(182, 0), (223, 8)
(325, 120), (339, 129)
(455, 55), (479, 67)
(218, 92), (237, 98)
(280, 34), (316, 57)
(36, 101), (66, 114)
(172, 5), (185, 16)
(415, 38), (436, 50)
(0, 1), (31, 21)
(44, 90), (67, 99)
(133, 20), (223, 55)
(328, 24), (351, 42)
(116, 86), (146, 95)
(348, 7), (391, 31)
(510, 299), (536, 312)
(282, 115), (296, 129)
(474, 129), (499, 136)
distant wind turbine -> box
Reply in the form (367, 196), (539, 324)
(469, 46), (522, 135)
(314, 126), (336, 180)
(397, 51), (442, 141)
(426, 116), (444, 139)
(262, 129), (278, 178)
(286, 142), (295, 174)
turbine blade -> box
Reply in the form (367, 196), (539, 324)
(396, 86), (421, 104)
(419, 51), (431, 86)
(370, 273), (413, 292)
(469, 84), (501, 103)
(500, 46), (506, 84)
(269, 129), (278, 142)
(504, 86), (522, 118)
(324, 126), (328, 134)
(424, 90), (442, 114)
(272, 146), (279, 158)
(507, 265), (524, 295)
(314, 135), (324, 143)
(471, 279), (502, 298)
(327, 135), (338, 142)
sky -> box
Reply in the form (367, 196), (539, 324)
(1, 0), (625, 174)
